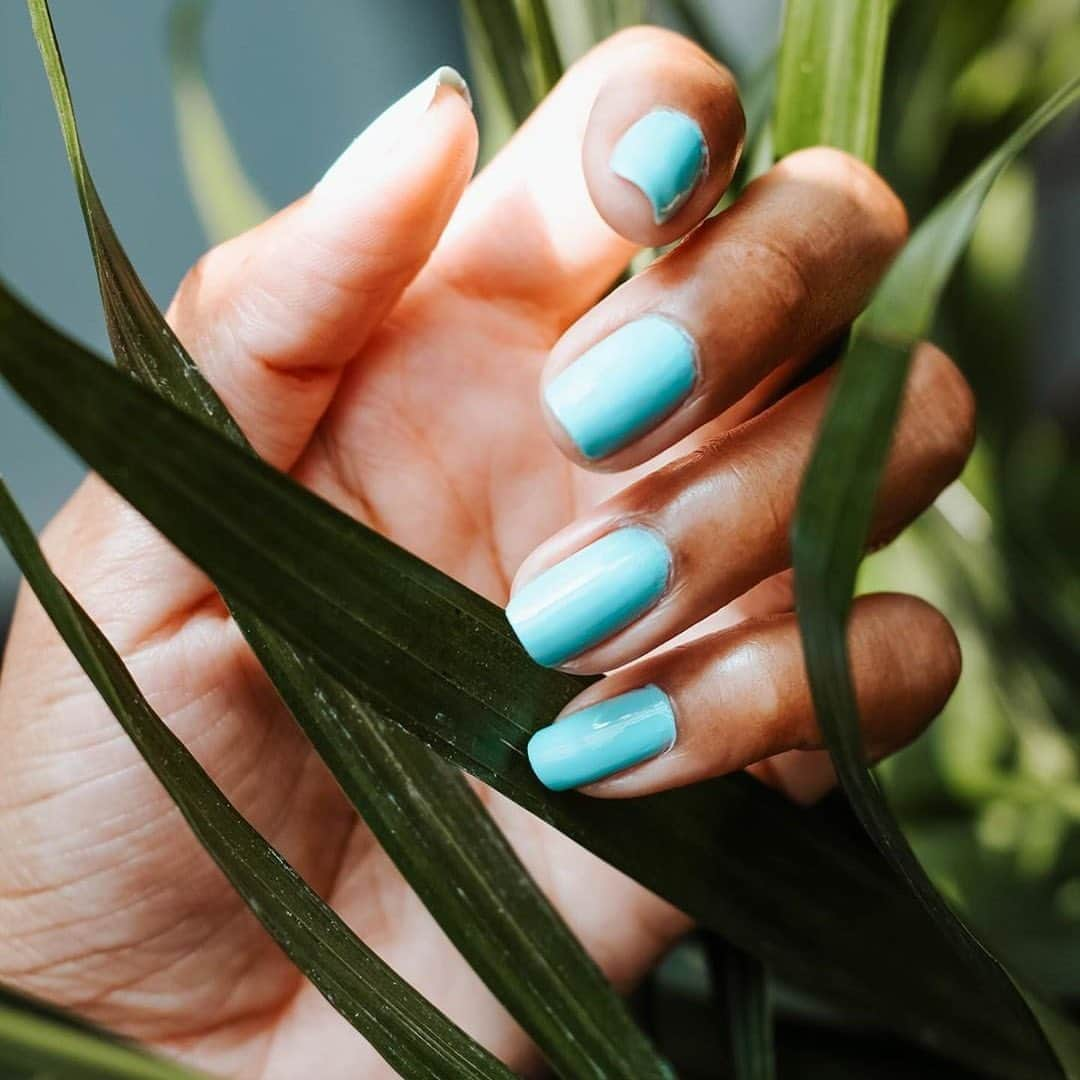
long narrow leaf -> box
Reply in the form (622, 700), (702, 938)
(0, 281), (1069, 1080)
(705, 937), (775, 1080)
(518, 0), (564, 97)
(460, 0), (538, 126)
(167, 0), (271, 243)
(791, 67), (1080, 1075)
(25, 3), (670, 1075)
(0, 481), (513, 1080)
(0, 985), (208, 1080)
(773, 0), (891, 163)
(775, 0), (1076, 1065)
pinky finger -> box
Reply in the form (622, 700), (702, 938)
(527, 594), (960, 798)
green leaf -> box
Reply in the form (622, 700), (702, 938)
(459, 0), (539, 127)
(773, 0), (891, 163)
(26, 3), (671, 1076)
(0, 282), (1070, 1080)
(705, 937), (775, 1080)
(9, 3), (1080, 1074)
(518, 0), (565, 98)
(0, 985), (208, 1080)
(791, 73), (1080, 1076)
(167, 0), (271, 244)
(0, 481), (514, 1080)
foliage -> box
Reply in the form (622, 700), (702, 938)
(0, 0), (1078, 1076)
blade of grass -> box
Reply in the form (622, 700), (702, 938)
(773, 0), (891, 163)
(167, 0), (270, 243)
(0, 481), (514, 1080)
(790, 69), (1080, 1074)
(26, 3), (672, 1075)
(0, 985), (210, 1080)
(0, 281), (1069, 1080)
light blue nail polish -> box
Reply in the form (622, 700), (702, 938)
(506, 527), (671, 667)
(609, 108), (707, 224)
(528, 685), (676, 791)
(545, 316), (697, 460)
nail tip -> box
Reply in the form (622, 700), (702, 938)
(430, 65), (473, 110)
(526, 729), (575, 791)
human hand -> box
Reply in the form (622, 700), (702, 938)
(0, 29), (971, 1078)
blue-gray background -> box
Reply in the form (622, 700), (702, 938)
(0, 0), (781, 629)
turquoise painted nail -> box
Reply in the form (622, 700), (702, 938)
(506, 527), (671, 667)
(545, 316), (697, 460)
(609, 109), (707, 224)
(528, 685), (676, 791)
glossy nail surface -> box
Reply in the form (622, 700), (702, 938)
(609, 109), (707, 224)
(545, 316), (697, 460)
(528, 685), (676, 791)
(506, 527), (671, 667)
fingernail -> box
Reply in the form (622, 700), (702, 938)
(425, 65), (473, 109)
(528, 685), (676, 791)
(610, 109), (707, 224)
(317, 66), (471, 191)
(506, 527), (671, 667)
(545, 316), (697, 460)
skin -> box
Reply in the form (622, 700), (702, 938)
(0, 28), (972, 1079)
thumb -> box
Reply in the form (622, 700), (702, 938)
(36, 69), (476, 650)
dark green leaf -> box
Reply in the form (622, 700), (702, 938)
(27, 2), (670, 1075)
(791, 74), (1080, 1074)
(0, 985), (207, 1080)
(0, 481), (513, 1080)
(0, 281), (1069, 1080)
(705, 937), (775, 1080)
(773, 0), (891, 163)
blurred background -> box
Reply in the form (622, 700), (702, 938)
(1, 1), (1079, 1073)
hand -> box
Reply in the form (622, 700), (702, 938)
(0, 29), (972, 1078)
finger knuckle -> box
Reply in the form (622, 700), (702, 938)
(879, 593), (962, 709)
(778, 146), (909, 254)
(598, 24), (699, 62)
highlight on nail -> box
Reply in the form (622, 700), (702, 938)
(528, 685), (677, 791)
(506, 526), (671, 668)
(545, 316), (697, 460)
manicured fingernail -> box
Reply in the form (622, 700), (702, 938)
(528, 685), (676, 791)
(425, 65), (473, 109)
(610, 109), (707, 224)
(545, 316), (697, 460)
(317, 66), (471, 190)
(506, 527), (671, 667)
